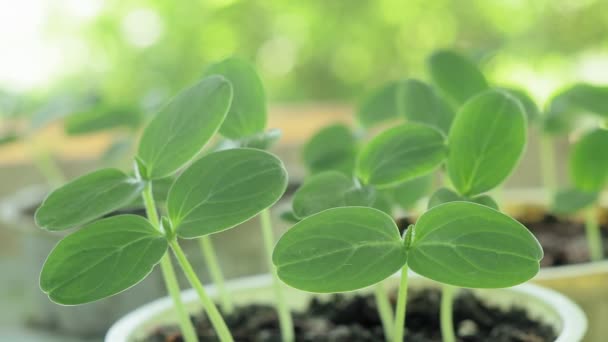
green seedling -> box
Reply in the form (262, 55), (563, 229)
(35, 74), (290, 342)
(286, 89), (532, 341)
(552, 127), (608, 262)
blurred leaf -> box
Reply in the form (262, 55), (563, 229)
(543, 84), (608, 135)
(29, 95), (87, 132)
(237, 128), (282, 150)
(101, 138), (134, 164)
(447, 90), (526, 196)
(204, 57), (266, 139)
(303, 124), (357, 175)
(410, 202), (542, 288)
(357, 123), (446, 188)
(401, 79), (454, 134)
(552, 188), (598, 214)
(273, 207), (406, 293)
(137, 76), (233, 179)
(0, 132), (19, 146)
(65, 106), (141, 136)
(167, 148), (287, 238)
(280, 210), (300, 224)
(499, 87), (539, 123)
(40, 215), (166, 305)
(388, 174), (434, 211)
(570, 129), (608, 192)
(35, 169), (145, 231)
(428, 50), (489, 107)
(357, 81), (403, 128)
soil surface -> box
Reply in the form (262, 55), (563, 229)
(519, 214), (608, 267)
(144, 288), (556, 342)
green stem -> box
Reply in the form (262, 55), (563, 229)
(440, 284), (457, 342)
(142, 183), (198, 342)
(374, 282), (394, 341)
(585, 206), (604, 262)
(539, 133), (557, 202)
(170, 240), (234, 342)
(393, 264), (409, 342)
(260, 209), (294, 342)
(198, 236), (233, 313)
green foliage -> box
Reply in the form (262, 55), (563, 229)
(35, 169), (144, 231)
(543, 84), (608, 134)
(302, 124), (357, 175)
(400, 79), (454, 134)
(569, 129), (608, 192)
(167, 148), (287, 238)
(357, 123), (447, 188)
(273, 207), (407, 293)
(428, 188), (499, 210)
(500, 87), (539, 123)
(236, 128), (281, 150)
(65, 106), (141, 135)
(552, 188), (598, 215)
(0, 132), (19, 146)
(387, 174), (434, 211)
(204, 58), (267, 139)
(292, 171), (374, 219)
(40, 215), (167, 305)
(447, 90), (527, 196)
(408, 202), (542, 288)
(428, 50), (489, 107)
(137, 76), (233, 179)
(357, 81), (403, 128)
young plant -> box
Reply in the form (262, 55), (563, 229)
(35, 75), (289, 342)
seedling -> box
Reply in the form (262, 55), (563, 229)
(283, 89), (534, 341)
(35, 74), (289, 342)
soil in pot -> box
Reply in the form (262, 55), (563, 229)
(519, 214), (608, 267)
(144, 288), (556, 342)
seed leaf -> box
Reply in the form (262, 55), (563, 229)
(303, 124), (357, 175)
(499, 87), (539, 123)
(428, 50), (489, 106)
(273, 207), (407, 293)
(357, 81), (403, 128)
(447, 90), (526, 196)
(409, 202), (542, 288)
(40, 215), (167, 305)
(552, 188), (598, 215)
(428, 188), (499, 210)
(35, 169), (144, 231)
(137, 76), (233, 179)
(401, 79), (454, 134)
(357, 123), (446, 188)
(168, 148), (287, 238)
(65, 106), (141, 135)
(570, 129), (608, 192)
(204, 57), (266, 139)
(387, 174), (434, 211)
(292, 171), (375, 219)
(544, 83), (608, 134)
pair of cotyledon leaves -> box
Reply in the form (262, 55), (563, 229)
(36, 59), (288, 305)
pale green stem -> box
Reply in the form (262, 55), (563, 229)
(440, 284), (457, 342)
(539, 133), (557, 203)
(374, 282), (394, 341)
(198, 236), (233, 313)
(260, 209), (295, 342)
(170, 240), (234, 342)
(142, 183), (198, 342)
(585, 206), (604, 262)
(393, 265), (409, 342)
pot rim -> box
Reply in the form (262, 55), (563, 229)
(105, 273), (587, 342)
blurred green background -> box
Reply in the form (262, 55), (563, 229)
(2, 0), (608, 111)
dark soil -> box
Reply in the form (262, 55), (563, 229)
(144, 288), (556, 342)
(519, 214), (608, 267)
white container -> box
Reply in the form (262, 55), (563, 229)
(106, 273), (587, 342)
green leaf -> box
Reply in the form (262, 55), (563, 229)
(428, 188), (499, 210)
(389, 174), (434, 211)
(292, 171), (375, 219)
(357, 123), (447, 188)
(552, 188), (598, 215)
(204, 57), (266, 139)
(233, 128), (282, 150)
(137, 76), (233, 179)
(273, 207), (407, 293)
(0, 132), (19, 145)
(29, 95), (86, 131)
(401, 79), (454, 134)
(167, 148), (287, 238)
(409, 202), (542, 288)
(65, 106), (141, 135)
(447, 90), (527, 196)
(499, 87), (539, 123)
(101, 138), (133, 164)
(428, 50), (489, 106)
(40, 215), (167, 305)
(280, 210), (300, 224)
(543, 84), (608, 134)
(35, 169), (144, 231)
(357, 81), (403, 128)
(303, 124), (357, 175)
(569, 129), (608, 192)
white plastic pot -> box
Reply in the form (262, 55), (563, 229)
(106, 273), (587, 342)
